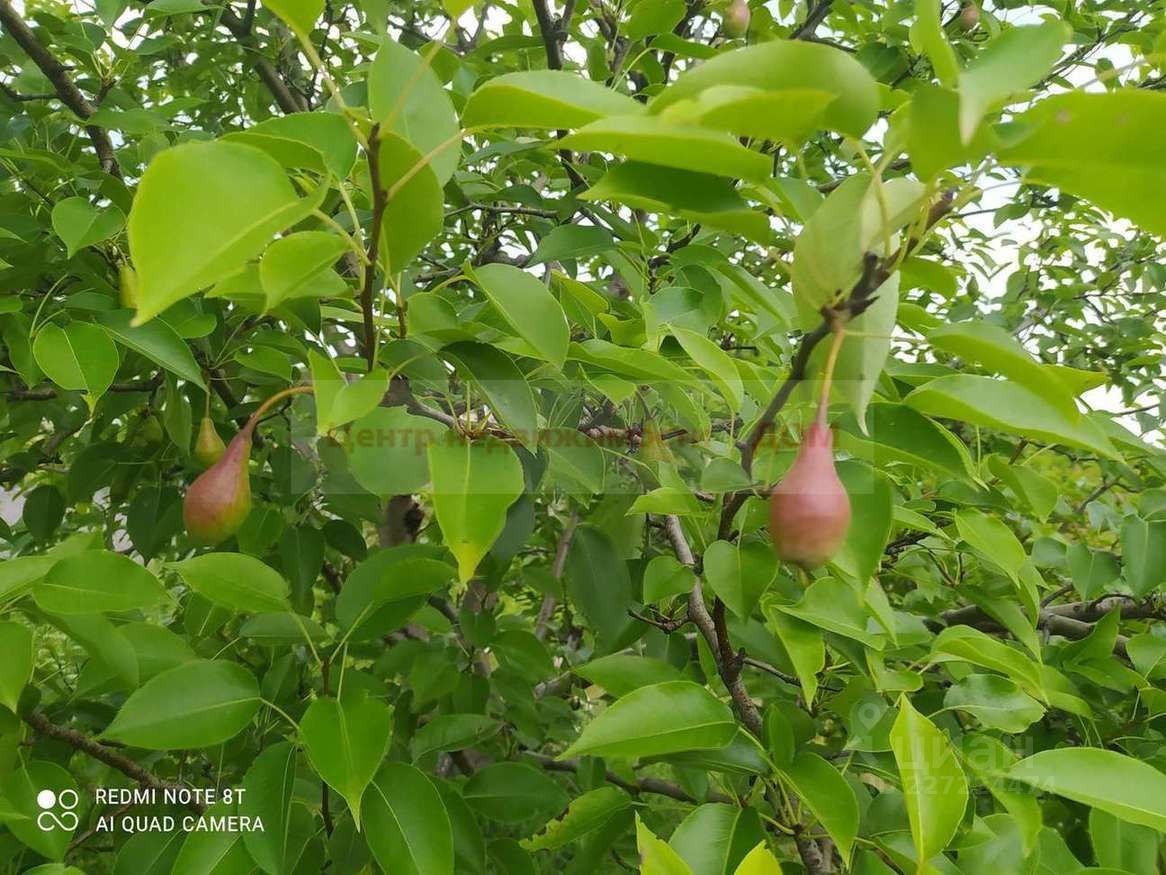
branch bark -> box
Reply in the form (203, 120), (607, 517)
(22, 711), (203, 813)
(219, 7), (308, 114)
(0, 0), (120, 176)
(361, 124), (387, 372)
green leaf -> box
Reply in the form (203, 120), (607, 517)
(171, 552), (290, 613)
(300, 692), (392, 822)
(773, 577), (884, 649)
(129, 141), (317, 322)
(575, 654), (685, 697)
(669, 803), (764, 875)
(102, 659), (261, 749)
(560, 116), (770, 182)
(1, 761), (79, 860)
(636, 816), (694, 875)
(954, 509), (1026, 580)
(259, 231), (349, 309)
(999, 91), (1166, 237)
(33, 322), (119, 400)
(929, 321), (1078, 418)
(1119, 515), (1166, 598)
(1067, 543), (1120, 601)
(35, 550), (168, 614)
(442, 342), (538, 447)
(427, 436), (524, 582)
(528, 225), (613, 266)
(240, 742), (297, 875)
(651, 40), (879, 139)
(732, 843), (785, 875)
(790, 174), (926, 328)
(837, 403), (973, 479)
(1089, 808), (1159, 874)
(348, 406), (447, 495)
(51, 197), (125, 258)
(763, 604), (825, 704)
(466, 263), (570, 368)
(372, 131), (444, 276)
(262, 0), (321, 33)
(543, 428), (606, 494)
(564, 525), (638, 650)
(169, 805), (253, 874)
(672, 328), (744, 411)
(625, 0), (684, 39)
(223, 112), (357, 179)
(521, 787), (631, 851)
(463, 762), (569, 824)
(366, 40), (459, 184)
(703, 539), (777, 619)
(890, 696), (969, 864)
(778, 752), (860, 861)
(943, 674), (1045, 733)
(561, 681), (736, 758)
(410, 714), (500, 762)
(671, 86), (835, 146)
(905, 375), (1119, 459)
(987, 456), (1058, 522)
(309, 351), (391, 435)
(581, 162), (769, 243)
(958, 21), (1068, 142)
(0, 620), (33, 712)
(930, 625), (1043, 691)
(363, 763), (454, 875)
(462, 70), (645, 130)
(910, 0), (959, 87)
(642, 554), (695, 603)
(1007, 748), (1166, 832)
(334, 546), (455, 636)
(97, 310), (206, 389)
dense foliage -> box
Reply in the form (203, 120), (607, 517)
(1, 0), (1165, 873)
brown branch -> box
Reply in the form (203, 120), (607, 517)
(361, 124), (387, 372)
(524, 752), (733, 804)
(0, 81), (54, 101)
(536, 513), (578, 641)
(219, 7), (308, 114)
(790, 0), (832, 40)
(0, 0), (120, 176)
(531, 0), (563, 70)
(22, 711), (203, 813)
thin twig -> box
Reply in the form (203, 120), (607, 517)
(0, 0), (120, 176)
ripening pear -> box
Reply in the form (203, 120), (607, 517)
(958, 3), (979, 31)
(183, 420), (253, 545)
(767, 402), (851, 568)
(725, 0), (750, 37)
(193, 416), (226, 468)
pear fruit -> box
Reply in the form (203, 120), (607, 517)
(958, 3), (979, 31)
(183, 420), (253, 545)
(767, 402), (851, 568)
(194, 416), (227, 468)
(725, 0), (750, 38)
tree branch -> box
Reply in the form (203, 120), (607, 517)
(0, 0), (120, 177)
(219, 7), (308, 114)
(524, 752), (732, 804)
(361, 124), (387, 372)
(22, 711), (203, 813)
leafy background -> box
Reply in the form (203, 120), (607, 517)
(1, 0), (1165, 873)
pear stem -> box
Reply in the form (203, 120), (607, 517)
(817, 325), (847, 423)
(248, 385), (315, 428)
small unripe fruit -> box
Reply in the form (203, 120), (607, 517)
(958, 3), (979, 31)
(767, 404), (851, 568)
(725, 0), (750, 38)
(194, 416), (226, 468)
(183, 421), (253, 545)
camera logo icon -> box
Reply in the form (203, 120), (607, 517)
(36, 789), (79, 832)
